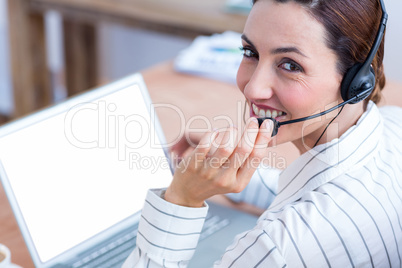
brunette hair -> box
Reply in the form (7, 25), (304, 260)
(252, 0), (386, 103)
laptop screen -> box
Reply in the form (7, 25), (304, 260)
(0, 80), (173, 263)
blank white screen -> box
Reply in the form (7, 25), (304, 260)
(0, 85), (172, 262)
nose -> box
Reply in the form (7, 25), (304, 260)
(243, 64), (275, 101)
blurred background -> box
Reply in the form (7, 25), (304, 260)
(0, 0), (401, 123)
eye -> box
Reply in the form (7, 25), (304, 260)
(240, 46), (258, 59)
(279, 61), (303, 73)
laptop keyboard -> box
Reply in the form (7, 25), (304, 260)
(72, 229), (138, 268)
(71, 214), (230, 268)
(199, 214), (230, 241)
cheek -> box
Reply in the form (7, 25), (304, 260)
(275, 80), (312, 113)
(286, 94), (311, 116)
(236, 61), (253, 94)
(279, 78), (341, 118)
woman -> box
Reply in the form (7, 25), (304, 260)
(124, 0), (402, 266)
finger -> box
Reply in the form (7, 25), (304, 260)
(229, 118), (260, 169)
(171, 131), (204, 157)
(207, 128), (225, 157)
(184, 131), (204, 148)
(186, 130), (219, 169)
(181, 145), (195, 160)
(253, 118), (273, 150)
(237, 119), (273, 179)
(209, 126), (238, 166)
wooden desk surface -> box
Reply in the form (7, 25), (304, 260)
(1, 62), (401, 267)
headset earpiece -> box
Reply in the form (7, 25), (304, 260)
(340, 0), (387, 105)
(340, 63), (376, 104)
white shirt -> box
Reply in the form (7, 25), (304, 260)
(123, 102), (402, 267)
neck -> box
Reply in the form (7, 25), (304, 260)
(292, 101), (366, 154)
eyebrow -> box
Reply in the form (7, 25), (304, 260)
(241, 34), (258, 52)
(271, 47), (308, 58)
(241, 34), (308, 58)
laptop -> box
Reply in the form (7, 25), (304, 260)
(0, 73), (258, 268)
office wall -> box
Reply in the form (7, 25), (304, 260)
(98, 24), (192, 81)
(383, 0), (402, 83)
(0, 0), (13, 114)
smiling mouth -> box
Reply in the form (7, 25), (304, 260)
(252, 103), (287, 119)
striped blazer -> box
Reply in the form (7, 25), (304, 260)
(123, 101), (402, 267)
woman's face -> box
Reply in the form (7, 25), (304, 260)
(237, 0), (344, 151)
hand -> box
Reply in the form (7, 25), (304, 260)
(170, 131), (204, 160)
(165, 118), (273, 207)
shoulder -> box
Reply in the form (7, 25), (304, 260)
(378, 105), (402, 144)
(379, 105), (402, 126)
(379, 104), (402, 115)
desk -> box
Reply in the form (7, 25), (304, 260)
(7, 0), (248, 118)
(1, 61), (401, 267)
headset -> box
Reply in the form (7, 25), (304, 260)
(258, 0), (388, 137)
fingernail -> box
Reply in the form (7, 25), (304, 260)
(250, 117), (258, 125)
(264, 119), (273, 130)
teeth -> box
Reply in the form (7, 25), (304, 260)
(252, 104), (258, 115)
(252, 104), (284, 118)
